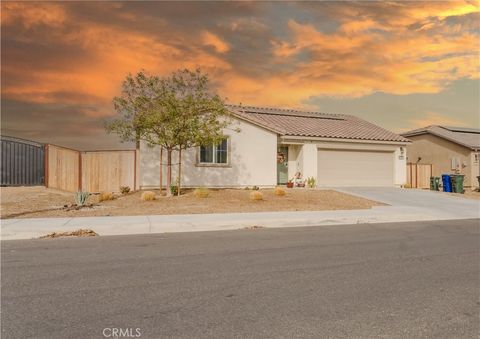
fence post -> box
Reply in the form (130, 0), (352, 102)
(78, 152), (82, 191)
(44, 144), (49, 188)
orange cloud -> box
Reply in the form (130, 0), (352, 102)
(1, 0), (479, 116)
(1, 2), (66, 28)
(2, 6), (232, 115)
(202, 31), (230, 53)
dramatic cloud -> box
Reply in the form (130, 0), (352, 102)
(1, 1), (478, 149)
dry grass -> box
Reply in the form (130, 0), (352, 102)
(250, 191), (264, 201)
(274, 187), (287, 196)
(193, 187), (210, 198)
(141, 191), (156, 201)
(98, 192), (115, 202)
(39, 229), (98, 239)
(1, 186), (384, 219)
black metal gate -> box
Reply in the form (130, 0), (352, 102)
(1, 136), (45, 186)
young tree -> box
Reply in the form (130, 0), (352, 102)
(107, 69), (236, 197)
(106, 71), (165, 191)
(141, 68), (235, 196)
(107, 71), (155, 149)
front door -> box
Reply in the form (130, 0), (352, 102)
(277, 146), (288, 184)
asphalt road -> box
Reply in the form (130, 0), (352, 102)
(2, 219), (479, 339)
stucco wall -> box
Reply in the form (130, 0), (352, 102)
(405, 134), (474, 187)
(470, 152), (480, 188)
(139, 118), (278, 188)
(394, 146), (407, 186)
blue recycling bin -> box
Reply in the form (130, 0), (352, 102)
(442, 174), (452, 192)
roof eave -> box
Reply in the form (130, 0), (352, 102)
(280, 135), (410, 145)
(401, 130), (477, 151)
(228, 110), (285, 135)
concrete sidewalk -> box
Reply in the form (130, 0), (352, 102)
(2, 188), (479, 240)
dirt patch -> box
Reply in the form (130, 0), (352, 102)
(243, 225), (266, 230)
(1, 186), (384, 219)
(39, 229), (99, 239)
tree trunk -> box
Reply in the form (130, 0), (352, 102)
(159, 147), (163, 194)
(166, 148), (172, 197)
(135, 130), (140, 149)
(178, 149), (182, 196)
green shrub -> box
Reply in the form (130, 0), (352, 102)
(306, 177), (316, 188)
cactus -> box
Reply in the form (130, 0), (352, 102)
(74, 191), (90, 206)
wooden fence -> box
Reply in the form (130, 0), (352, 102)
(46, 144), (137, 193)
(81, 151), (136, 193)
(46, 144), (80, 192)
(406, 163), (432, 189)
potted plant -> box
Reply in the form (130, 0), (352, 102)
(293, 171), (304, 187)
(286, 179), (294, 188)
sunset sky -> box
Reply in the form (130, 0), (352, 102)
(1, 1), (479, 150)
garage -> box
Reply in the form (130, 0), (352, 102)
(317, 149), (394, 187)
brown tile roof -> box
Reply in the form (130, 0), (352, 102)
(228, 105), (409, 143)
(401, 125), (480, 150)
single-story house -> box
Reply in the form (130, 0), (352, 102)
(401, 125), (480, 188)
(140, 105), (410, 189)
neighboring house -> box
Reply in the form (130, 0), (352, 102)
(401, 125), (480, 188)
(140, 105), (410, 189)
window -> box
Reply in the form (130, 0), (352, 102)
(199, 139), (228, 165)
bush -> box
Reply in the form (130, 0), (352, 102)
(141, 191), (156, 201)
(250, 191), (263, 201)
(193, 187), (210, 198)
(120, 186), (130, 194)
(74, 191), (90, 206)
(170, 185), (178, 196)
(306, 177), (316, 188)
(252, 185), (259, 190)
(274, 187), (286, 196)
(98, 192), (115, 202)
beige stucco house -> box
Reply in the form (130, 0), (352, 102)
(140, 105), (410, 189)
(401, 125), (480, 188)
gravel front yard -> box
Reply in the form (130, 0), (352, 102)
(1, 186), (384, 219)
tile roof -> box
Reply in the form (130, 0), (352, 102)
(228, 105), (409, 143)
(401, 125), (480, 150)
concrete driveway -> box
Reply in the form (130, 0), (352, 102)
(337, 187), (480, 220)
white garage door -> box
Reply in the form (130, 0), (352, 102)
(317, 149), (394, 187)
